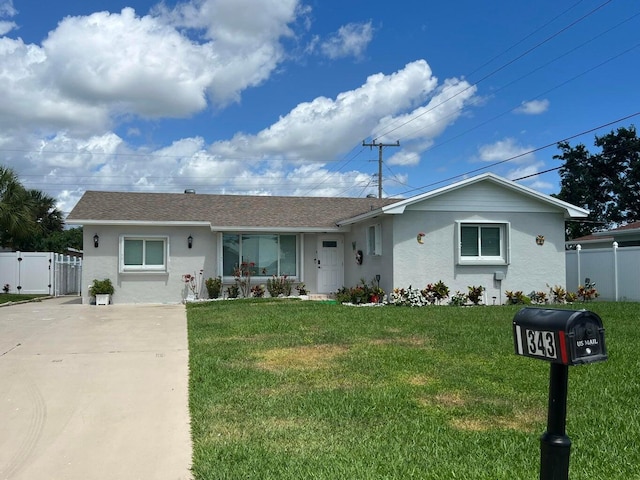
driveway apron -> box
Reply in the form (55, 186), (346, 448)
(0, 298), (192, 480)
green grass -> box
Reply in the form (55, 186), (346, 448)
(0, 293), (49, 304)
(187, 300), (640, 479)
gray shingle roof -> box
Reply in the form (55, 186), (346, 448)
(66, 191), (402, 229)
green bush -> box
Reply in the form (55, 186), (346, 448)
(266, 275), (293, 297)
(89, 278), (114, 296)
(505, 290), (531, 305)
(205, 276), (222, 299)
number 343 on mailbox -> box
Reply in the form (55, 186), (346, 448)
(513, 307), (607, 366)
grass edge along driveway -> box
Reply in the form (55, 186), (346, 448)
(187, 300), (639, 480)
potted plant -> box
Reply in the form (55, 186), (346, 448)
(369, 286), (384, 304)
(89, 278), (115, 305)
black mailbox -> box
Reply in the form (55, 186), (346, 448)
(513, 307), (607, 366)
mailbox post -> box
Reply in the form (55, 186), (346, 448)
(513, 307), (607, 480)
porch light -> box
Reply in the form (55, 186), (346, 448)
(93, 234), (99, 248)
(188, 235), (193, 249)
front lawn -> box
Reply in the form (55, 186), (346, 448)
(187, 300), (639, 479)
(0, 293), (49, 305)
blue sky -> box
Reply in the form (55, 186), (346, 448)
(1, 0), (638, 214)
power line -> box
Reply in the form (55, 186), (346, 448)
(400, 39), (640, 167)
(371, 0), (614, 142)
(393, 111), (640, 197)
(293, 2), (619, 196)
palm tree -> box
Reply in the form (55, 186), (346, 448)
(0, 166), (37, 249)
(28, 189), (64, 233)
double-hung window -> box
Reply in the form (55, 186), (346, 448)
(222, 233), (298, 277)
(457, 222), (509, 265)
(120, 236), (168, 272)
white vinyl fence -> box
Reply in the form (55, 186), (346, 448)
(566, 243), (640, 301)
(0, 251), (82, 296)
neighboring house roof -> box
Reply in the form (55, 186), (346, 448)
(565, 234), (614, 246)
(566, 220), (640, 246)
(338, 173), (589, 225)
(593, 220), (640, 237)
(66, 191), (401, 231)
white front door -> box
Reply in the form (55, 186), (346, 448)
(317, 237), (343, 294)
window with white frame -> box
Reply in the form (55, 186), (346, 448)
(120, 236), (168, 272)
(457, 222), (509, 265)
(222, 233), (298, 277)
(367, 224), (382, 256)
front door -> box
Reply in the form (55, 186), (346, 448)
(317, 236), (343, 294)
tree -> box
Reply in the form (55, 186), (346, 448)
(0, 166), (69, 251)
(554, 125), (640, 239)
(0, 166), (36, 248)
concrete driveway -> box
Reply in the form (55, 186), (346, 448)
(0, 297), (192, 480)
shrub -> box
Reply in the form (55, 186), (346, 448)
(251, 284), (266, 298)
(577, 283), (598, 302)
(234, 262), (255, 298)
(337, 279), (385, 304)
(266, 275), (293, 297)
(467, 285), (484, 305)
(226, 284), (239, 298)
(389, 287), (429, 307)
(505, 290), (531, 305)
(421, 280), (450, 304)
(548, 284), (567, 303)
(529, 291), (547, 304)
(205, 276), (222, 299)
(449, 291), (467, 306)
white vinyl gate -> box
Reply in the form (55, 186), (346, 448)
(0, 251), (82, 296)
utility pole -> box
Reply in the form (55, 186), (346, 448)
(362, 139), (400, 198)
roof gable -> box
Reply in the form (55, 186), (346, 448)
(338, 173), (588, 225)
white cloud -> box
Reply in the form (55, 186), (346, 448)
(0, 0), (16, 17)
(208, 60), (450, 161)
(477, 137), (551, 187)
(320, 21), (373, 59)
(505, 162), (545, 182)
(0, 20), (15, 35)
(478, 138), (534, 164)
(9, 58), (479, 210)
(387, 150), (420, 166)
(0, 2), (303, 136)
(515, 99), (549, 115)
(375, 77), (477, 143)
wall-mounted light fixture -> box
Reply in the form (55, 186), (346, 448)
(93, 234), (99, 248)
(187, 235), (193, 249)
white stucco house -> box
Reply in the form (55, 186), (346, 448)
(66, 173), (588, 305)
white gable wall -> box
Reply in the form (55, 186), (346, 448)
(389, 182), (568, 304)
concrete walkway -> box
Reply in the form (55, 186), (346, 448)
(0, 297), (192, 480)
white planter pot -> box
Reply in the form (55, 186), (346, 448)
(95, 294), (111, 306)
